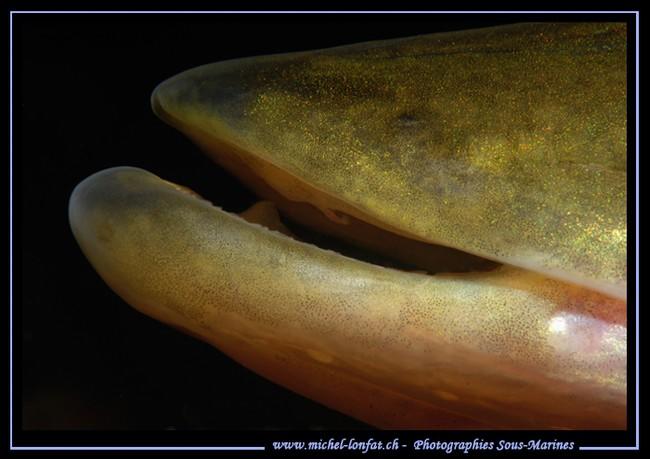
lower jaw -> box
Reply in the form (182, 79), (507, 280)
(146, 127), (626, 429)
(71, 153), (627, 429)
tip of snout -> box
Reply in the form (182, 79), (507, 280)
(150, 82), (167, 122)
(150, 72), (190, 129)
(69, 167), (152, 217)
(150, 56), (279, 139)
(69, 167), (137, 225)
(69, 167), (150, 250)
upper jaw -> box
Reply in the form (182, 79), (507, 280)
(150, 23), (627, 302)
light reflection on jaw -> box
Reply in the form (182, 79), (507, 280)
(548, 316), (568, 335)
(546, 312), (626, 361)
(544, 312), (626, 391)
(547, 312), (604, 355)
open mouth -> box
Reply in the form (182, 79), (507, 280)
(69, 22), (627, 429)
(153, 90), (502, 276)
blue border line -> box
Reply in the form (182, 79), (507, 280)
(9, 6), (14, 453)
(7, 10), (640, 14)
(9, 9), (639, 452)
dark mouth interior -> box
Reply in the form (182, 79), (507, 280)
(278, 214), (500, 274)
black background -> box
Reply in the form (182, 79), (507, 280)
(13, 10), (637, 449)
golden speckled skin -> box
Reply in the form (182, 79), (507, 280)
(152, 23), (627, 300)
(69, 168), (625, 429)
(69, 24), (628, 429)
